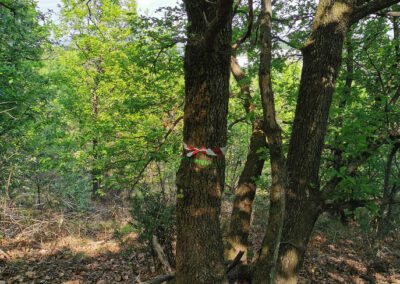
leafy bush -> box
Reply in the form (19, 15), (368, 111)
(130, 185), (176, 266)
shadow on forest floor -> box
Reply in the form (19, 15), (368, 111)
(0, 204), (162, 283)
(298, 226), (400, 283)
(1, 204), (400, 283)
(0, 229), (153, 283)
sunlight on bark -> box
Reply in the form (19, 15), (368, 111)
(275, 248), (299, 284)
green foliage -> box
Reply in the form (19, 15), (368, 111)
(130, 186), (175, 252)
(0, 0), (398, 238)
(43, 0), (184, 199)
(0, 0), (53, 201)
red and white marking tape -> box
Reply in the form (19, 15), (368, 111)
(183, 142), (226, 157)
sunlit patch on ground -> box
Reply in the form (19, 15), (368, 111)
(299, 226), (400, 284)
(0, 205), (154, 283)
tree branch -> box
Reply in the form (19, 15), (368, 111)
(233, 0), (242, 16)
(0, 107), (17, 119)
(351, 0), (400, 24)
(204, 0), (234, 50)
(272, 35), (301, 50)
(252, 0), (286, 282)
(140, 272), (176, 284)
(152, 235), (172, 273)
(0, 1), (16, 16)
(228, 117), (248, 129)
(130, 116), (183, 192)
(322, 126), (400, 199)
(376, 10), (400, 17)
(152, 38), (186, 71)
(232, 0), (254, 50)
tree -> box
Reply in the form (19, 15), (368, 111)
(175, 1), (234, 283)
(175, 0), (400, 283)
(54, 0), (184, 199)
(0, 0), (49, 197)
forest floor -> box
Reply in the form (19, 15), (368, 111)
(0, 202), (399, 284)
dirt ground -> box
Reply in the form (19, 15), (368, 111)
(1, 204), (399, 283)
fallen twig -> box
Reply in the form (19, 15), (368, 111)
(152, 235), (172, 273)
(140, 272), (176, 284)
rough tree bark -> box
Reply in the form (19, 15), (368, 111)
(175, 1), (233, 283)
(225, 55), (268, 264)
(252, 0), (286, 283)
(173, 1), (400, 283)
(226, 0), (269, 264)
(275, 1), (400, 283)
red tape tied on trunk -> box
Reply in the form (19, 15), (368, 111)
(183, 142), (226, 158)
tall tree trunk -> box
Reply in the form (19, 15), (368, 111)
(175, 1), (233, 283)
(275, 1), (400, 282)
(275, 1), (351, 282)
(225, 56), (268, 263)
(252, 0), (286, 282)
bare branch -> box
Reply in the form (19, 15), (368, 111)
(272, 35), (301, 50)
(233, 0), (242, 16)
(152, 38), (186, 71)
(0, 101), (16, 105)
(230, 55), (252, 112)
(228, 117), (248, 129)
(152, 235), (172, 273)
(0, 107), (17, 119)
(377, 10), (400, 16)
(389, 85), (400, 105)
(226, 251), (244, 273)
(140, 272), (176, 284)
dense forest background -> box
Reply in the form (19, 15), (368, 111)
(1, 0), (400, 283)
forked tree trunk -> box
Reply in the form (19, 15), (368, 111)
(175, 1), (233, 283)
(174, 1), (400, 283)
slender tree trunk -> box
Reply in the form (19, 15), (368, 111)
(226, 118), (267, 263)
(92, 138), (100, 198)
(37, 183), (41, 206)
(5, 168), (13, 198)
(377, 143), (400, 237)
(252, 1), (286, 282)
(175, 1), (233, 283)
(91, 85), (100, 199)
(340, 35), (354, 108)
(385, 184), (399, 226)
(225, 56), (268, 263)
